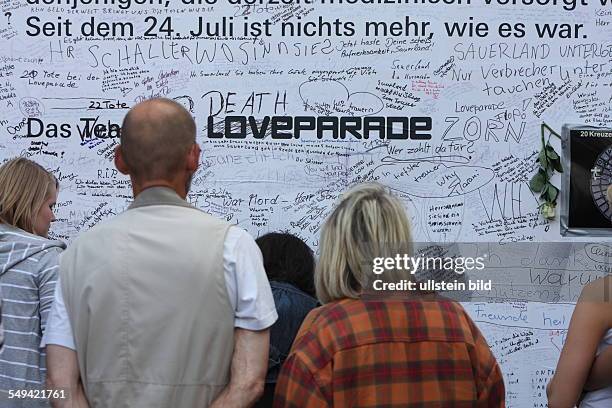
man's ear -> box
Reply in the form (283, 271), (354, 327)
(114, 145), (130, 175)
(186, 143), (200, 173)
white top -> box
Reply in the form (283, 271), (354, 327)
(580, 329), (612, 408)
(42, 226), (277, 350)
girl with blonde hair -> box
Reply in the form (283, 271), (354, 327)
(547, 275), (612, 408)
(274, 182), (504, 407)
(0, 158), (65, 403)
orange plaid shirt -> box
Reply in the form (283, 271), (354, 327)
(274, 298), (505, 407)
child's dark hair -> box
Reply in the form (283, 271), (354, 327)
(256, 232), (316, 297)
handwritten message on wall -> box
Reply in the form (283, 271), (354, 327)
(2, 0), (611, 404)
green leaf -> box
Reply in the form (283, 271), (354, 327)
(545, 144), (560, 161)
(551, 157), (563, 173)
(547, 185), (559, 203)
(540, 183), (550, 200)
(530, 169), (546, 192)
(538, 150), (548, 166)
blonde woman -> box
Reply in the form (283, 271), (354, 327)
(0, 158), (65, 403)
(547, 276), (612, 408)
(274, 183), (505, 407)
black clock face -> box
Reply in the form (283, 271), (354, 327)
(568, 129), (612, 231)
(591, 146), (612, 221)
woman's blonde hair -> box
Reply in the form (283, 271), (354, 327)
(315, 182), (413, 304)
(0, 158), (58, 234)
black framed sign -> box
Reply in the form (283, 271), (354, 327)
(561, 125), (612, 236)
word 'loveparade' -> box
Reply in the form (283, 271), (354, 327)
(207, 116), (433, 140)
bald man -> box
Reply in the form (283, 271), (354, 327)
(43, 99), (277, 408)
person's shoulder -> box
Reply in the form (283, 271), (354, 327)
(578, 276), (612, 310)
(422, 296), (470, 316)
(162, 200), (231, 226)
(299, 299), (365, 335)
(63, 211), (137, 256)
(292, 299), (405, 358)
(287, 303), (341, 364)
(188, 207), (231, 226)
(395, 298), (480, 343)
(171, 207), (232, 236)
(0, 223), (63, 247)
(0, 224), (65, 260)
(132, 202), (233, 232)
(271, 281), (316, 300)
(582, 275), (612, 297)
(226, 225), (251, 240)
(29, 236), (66, 254)
(35, 239), (65, 262)
(271, 281), (318, 314)
(433, 300), (490, 345)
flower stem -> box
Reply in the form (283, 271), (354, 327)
(542, 122), (561, 140)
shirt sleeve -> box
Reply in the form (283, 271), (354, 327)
(273, 353), (330, 408)
(470, 318), (506, 408)
(479, 358), (505, 408)
(35, 247), (61, 336)
(40, 276), (76, 350)
(0, 291), (3, 349)
(223, 226), (278, 330)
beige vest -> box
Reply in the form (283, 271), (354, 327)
(60, 187), (234, 407)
